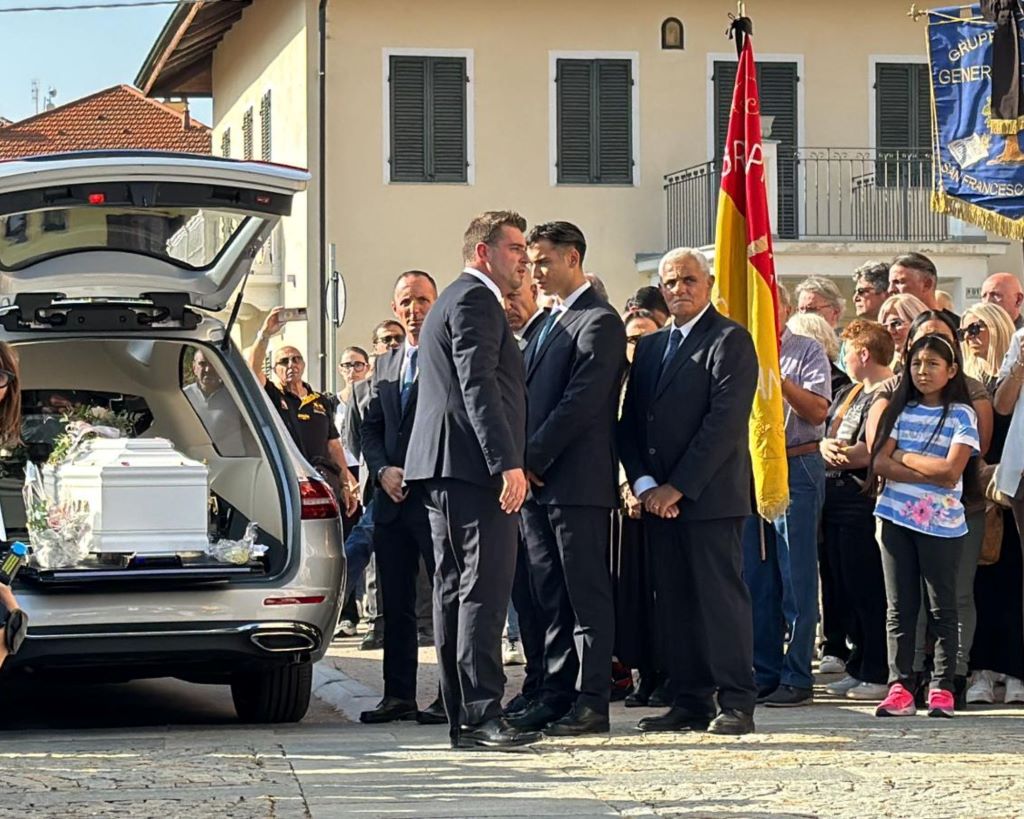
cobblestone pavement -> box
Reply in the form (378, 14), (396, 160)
(0, 639), (1022, 818)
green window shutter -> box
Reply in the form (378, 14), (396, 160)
(430, 58), (468, 182)
(390, 55), (467, 183)
(557, 58), (633, 184)
(242, 107), (254, 160)
(220, 128), (231, 159)
(260, 90), (272, 162)
(876, 62), (929, 151)
(596, 59), (633, 183)
(556, 59), (594, 183)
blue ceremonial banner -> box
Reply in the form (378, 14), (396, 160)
(928, 4), (1024, 238)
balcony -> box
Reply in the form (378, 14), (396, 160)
(664, 147), (954, 250)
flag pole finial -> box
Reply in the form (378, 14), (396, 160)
(727, 6), (753, 56)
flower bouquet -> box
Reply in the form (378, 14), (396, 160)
(23, 461), (91, 569)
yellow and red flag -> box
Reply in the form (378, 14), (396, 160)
(712, 33), (789, 520)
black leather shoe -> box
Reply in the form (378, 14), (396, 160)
(503, 693), (534, 717)
(636, 706), (712, 733)
(359, 630), (384, 651)
(455, 717), (543, 749)
(359, 697), (418, 724)
(417, 696), (447, 725)
(647, 681), (671, 708)
(507, 700), (565, 730)
(706, 708), (755, 735)
(755, 685), (778, 704)
(763, 684), (813, 708)
(543, 704), (610, 736)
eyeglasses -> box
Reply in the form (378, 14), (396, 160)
(957, 322), (986, 341)
(0, 370), (14, 388)
(854, 287), (878, 298)
(798, 305), (824, 314)
(884, 318), (905, 331)
(376, 334), (404, 347)
(626, 334), (643, 346)
(275, 355), (304, 367)
(339, 361), (368, 371)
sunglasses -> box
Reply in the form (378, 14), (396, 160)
(339, 361), (368, 371)
(854, 287), (877, 298)
(275, 355), (304, 367)
(957, 322), (985, 341)
(884, 318), (905, 331)
(0, 370), (14, 389)
(376, 334), (404, 347)
(626, 334), (643, 346)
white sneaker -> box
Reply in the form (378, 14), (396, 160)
(846, 681), (891, 700)
(825, 675), (861, 695)
(819, 655), (846, 674)
(502, 638), (525, 666)
(966, 670), (996, 703)
(1004, 676), (1024, 703)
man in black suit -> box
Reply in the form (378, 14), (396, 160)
(511, 222), (626, 736)
(358, 271), (446, 726)
(618, 247), (759, 736)
(405, 211), (540, 749)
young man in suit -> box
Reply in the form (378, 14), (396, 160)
(358, 270), (446, 726)
(511, 221), (626, 736)
(618, 247), (760, 736)
(405, 211), (540, 749)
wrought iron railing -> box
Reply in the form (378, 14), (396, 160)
(664, 147), (950, 249)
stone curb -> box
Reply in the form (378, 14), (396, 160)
(311, 659), (378, 721)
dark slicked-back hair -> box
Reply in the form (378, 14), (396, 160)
(625, 285), (669, 318)
(892, 252), (938, 282)
(371, 319), (405, 345)
(462, 210), (527, 264)
(393, 269), (438, 293)
(526, 221), (587, 265)
(853, 260), (890, 293)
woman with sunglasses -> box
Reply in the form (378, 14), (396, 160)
(877, 294), (928, 373)
(612, 309), (669, 708)
(956, 302), (1024, 704)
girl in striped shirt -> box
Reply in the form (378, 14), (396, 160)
(868, 334), (979, 718)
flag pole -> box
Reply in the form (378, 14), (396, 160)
(729, 3), (752, 56)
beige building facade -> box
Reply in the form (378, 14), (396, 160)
(139, 0), (1022, 389)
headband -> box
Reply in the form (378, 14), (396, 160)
(917, 333), (957, 359)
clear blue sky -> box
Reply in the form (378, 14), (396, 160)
(0, 0), (213, 125)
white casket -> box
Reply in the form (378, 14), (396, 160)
(44, 437), (210, 555)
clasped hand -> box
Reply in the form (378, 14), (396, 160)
(639, 484), (683, 518)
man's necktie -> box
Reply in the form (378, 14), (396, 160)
(401, 348), (418, 412)
(534, 307), (561, 350)
(658, 327), (683, 381)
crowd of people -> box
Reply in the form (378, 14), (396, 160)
(253, 213), (1024, 748)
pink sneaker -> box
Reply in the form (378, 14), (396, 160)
(927, 688), (955, 718)
(875, 683), (917, 717)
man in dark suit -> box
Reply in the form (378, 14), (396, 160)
(357, 270), (446, 726)
(405, 211), (540, 749)
(510, 222), (626, 736)
(500, 279), (550, 713)
(618, 247), (759, 736)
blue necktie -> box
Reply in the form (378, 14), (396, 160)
(658, 328), (683, 381)
(401, 348), (418, 411)
(534, 308), (561, 349)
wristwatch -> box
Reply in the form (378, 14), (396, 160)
(377, 465), (390, 485)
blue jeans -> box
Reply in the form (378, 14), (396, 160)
(344, 500), (376, 596)
(742, 452), (826, 691)
(506, 601), (521, 642)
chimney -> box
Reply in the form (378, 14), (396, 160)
(183, 100), (191, 131)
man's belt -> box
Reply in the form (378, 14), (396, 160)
(786, 441), (821, 458)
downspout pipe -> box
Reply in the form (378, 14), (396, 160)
(317, 0), (328, 389)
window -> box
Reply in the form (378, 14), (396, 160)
(875, 62), (930, 152)
(2, 214), (27, 244)
(661, 18), (684, 50)
(242, 107), (254, 160)
(260, 91), (272, 162)
(714, 60), (799, 237)
(555, 57), (635, 185)
(42, 210), (68, 233)
(387, 54), (468, 183)
(220, 128), (231, 159)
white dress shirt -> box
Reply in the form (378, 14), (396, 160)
(463, 266), (503, 304)
(517, 307), (546, 342)
(632, 303), (712, 499)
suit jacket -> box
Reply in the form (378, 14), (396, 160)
(341, 379), (372, 459)
(359, 345), (421, 522)
(518, 307), (550, 351)
(617, 305), (758, 521)
(523, 287), (626, 507)
(405, 272), (527, 489)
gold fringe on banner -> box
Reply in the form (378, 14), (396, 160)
(932, 189), (1024, 239)
(989, 116), (1024, 135)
